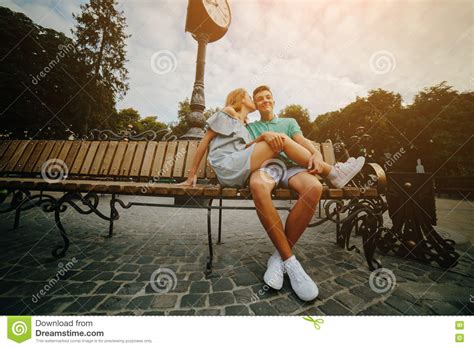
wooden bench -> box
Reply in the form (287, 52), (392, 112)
(0, 134), (388, 273)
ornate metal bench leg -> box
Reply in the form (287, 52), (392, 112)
(108, 194), (117, 238)
(52, 199), (69, 258)
(205, 199), (214, 275)
(359, 213), (382, 271)
(12, 191), (24, 229)
(217, 198), (223, 244)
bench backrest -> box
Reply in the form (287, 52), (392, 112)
(0, 140), (337, 181)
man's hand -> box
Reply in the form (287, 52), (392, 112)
(262, 132), (285, 153)
(307, 153), (324, 174)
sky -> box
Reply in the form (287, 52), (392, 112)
(2, 0), (473, 124)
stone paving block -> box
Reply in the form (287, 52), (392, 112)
(151, 294), (178, 309)
(190, 281), (211, 293)
(249, 301), (279, 315)
(117, 282), (147, 296)
(225, 305), (250, 315)
(93, 282), (122, 295)
(211, 278), (234, 292)
(209, 292), (235, 307)
(181, 294), (207, 308)
(319, 299), (352, 315)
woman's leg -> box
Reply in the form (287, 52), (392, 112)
(250, 135), (332, 173)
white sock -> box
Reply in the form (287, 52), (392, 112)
(283, 255), (296, 264)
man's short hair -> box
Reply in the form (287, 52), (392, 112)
(252, 85), (272, 100)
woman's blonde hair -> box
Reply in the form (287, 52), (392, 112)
(225, 88), (247, 112)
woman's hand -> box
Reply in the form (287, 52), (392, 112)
(176, 174), (197, 187)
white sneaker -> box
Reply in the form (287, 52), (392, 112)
(284, 255), (319, 301)
(263, 251), (285, 290)
(327, 156), (365, 188)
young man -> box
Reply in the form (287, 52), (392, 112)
(246, 85), (363, 301)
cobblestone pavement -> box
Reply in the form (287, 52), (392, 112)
(0, 194), (473, 316)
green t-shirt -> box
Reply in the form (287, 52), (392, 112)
(246, 116), (302, 166)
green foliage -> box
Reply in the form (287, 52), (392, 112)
(278, 104), (316, 139)
(0, 7), (92, 138)
(311, 83), (473, 176)
(169, 98), (220, 138)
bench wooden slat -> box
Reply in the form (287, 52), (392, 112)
(31, 141), (55, 173)
(48, 140), (66, 165)
(172, 141), (188, 178)
(109, 141), (127, 176)
(130, 141), (147, 177)
(0, 140), (12, 158)
(4, 140), (31, 172)
(321, 142), (336, 165)
(89, 141), (109, 175)
(119, 142), (137, 177)
(57, 141), (73, 163)
(162, 141), (177, 178)
(0, 140), (20, 171)
(140, 141), (157, 178)
(70, 141), (91, 174)
(13, 140), (38, 172)
(150, 142), (167, 178)
(23, 141), (47, 172)
(184, 141), (198, 178)
(100, 141), (118, 176)
(80, 141), (99, 175)
(63, 141), (82, 174)
(312, 142), (321, 154)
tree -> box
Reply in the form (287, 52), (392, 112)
(170, 98), (219, 138)
(72, 0), (130, 133)
(278, 104), (315, 139)
(0, 7), (93, 139)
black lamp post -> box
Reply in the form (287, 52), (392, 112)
(181, 0), (231, 139)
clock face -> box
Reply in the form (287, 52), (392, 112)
(203, 0), (231, 28)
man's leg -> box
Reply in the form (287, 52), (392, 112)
(285, 172), (323, 247)
(249, 170), (293, 260)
